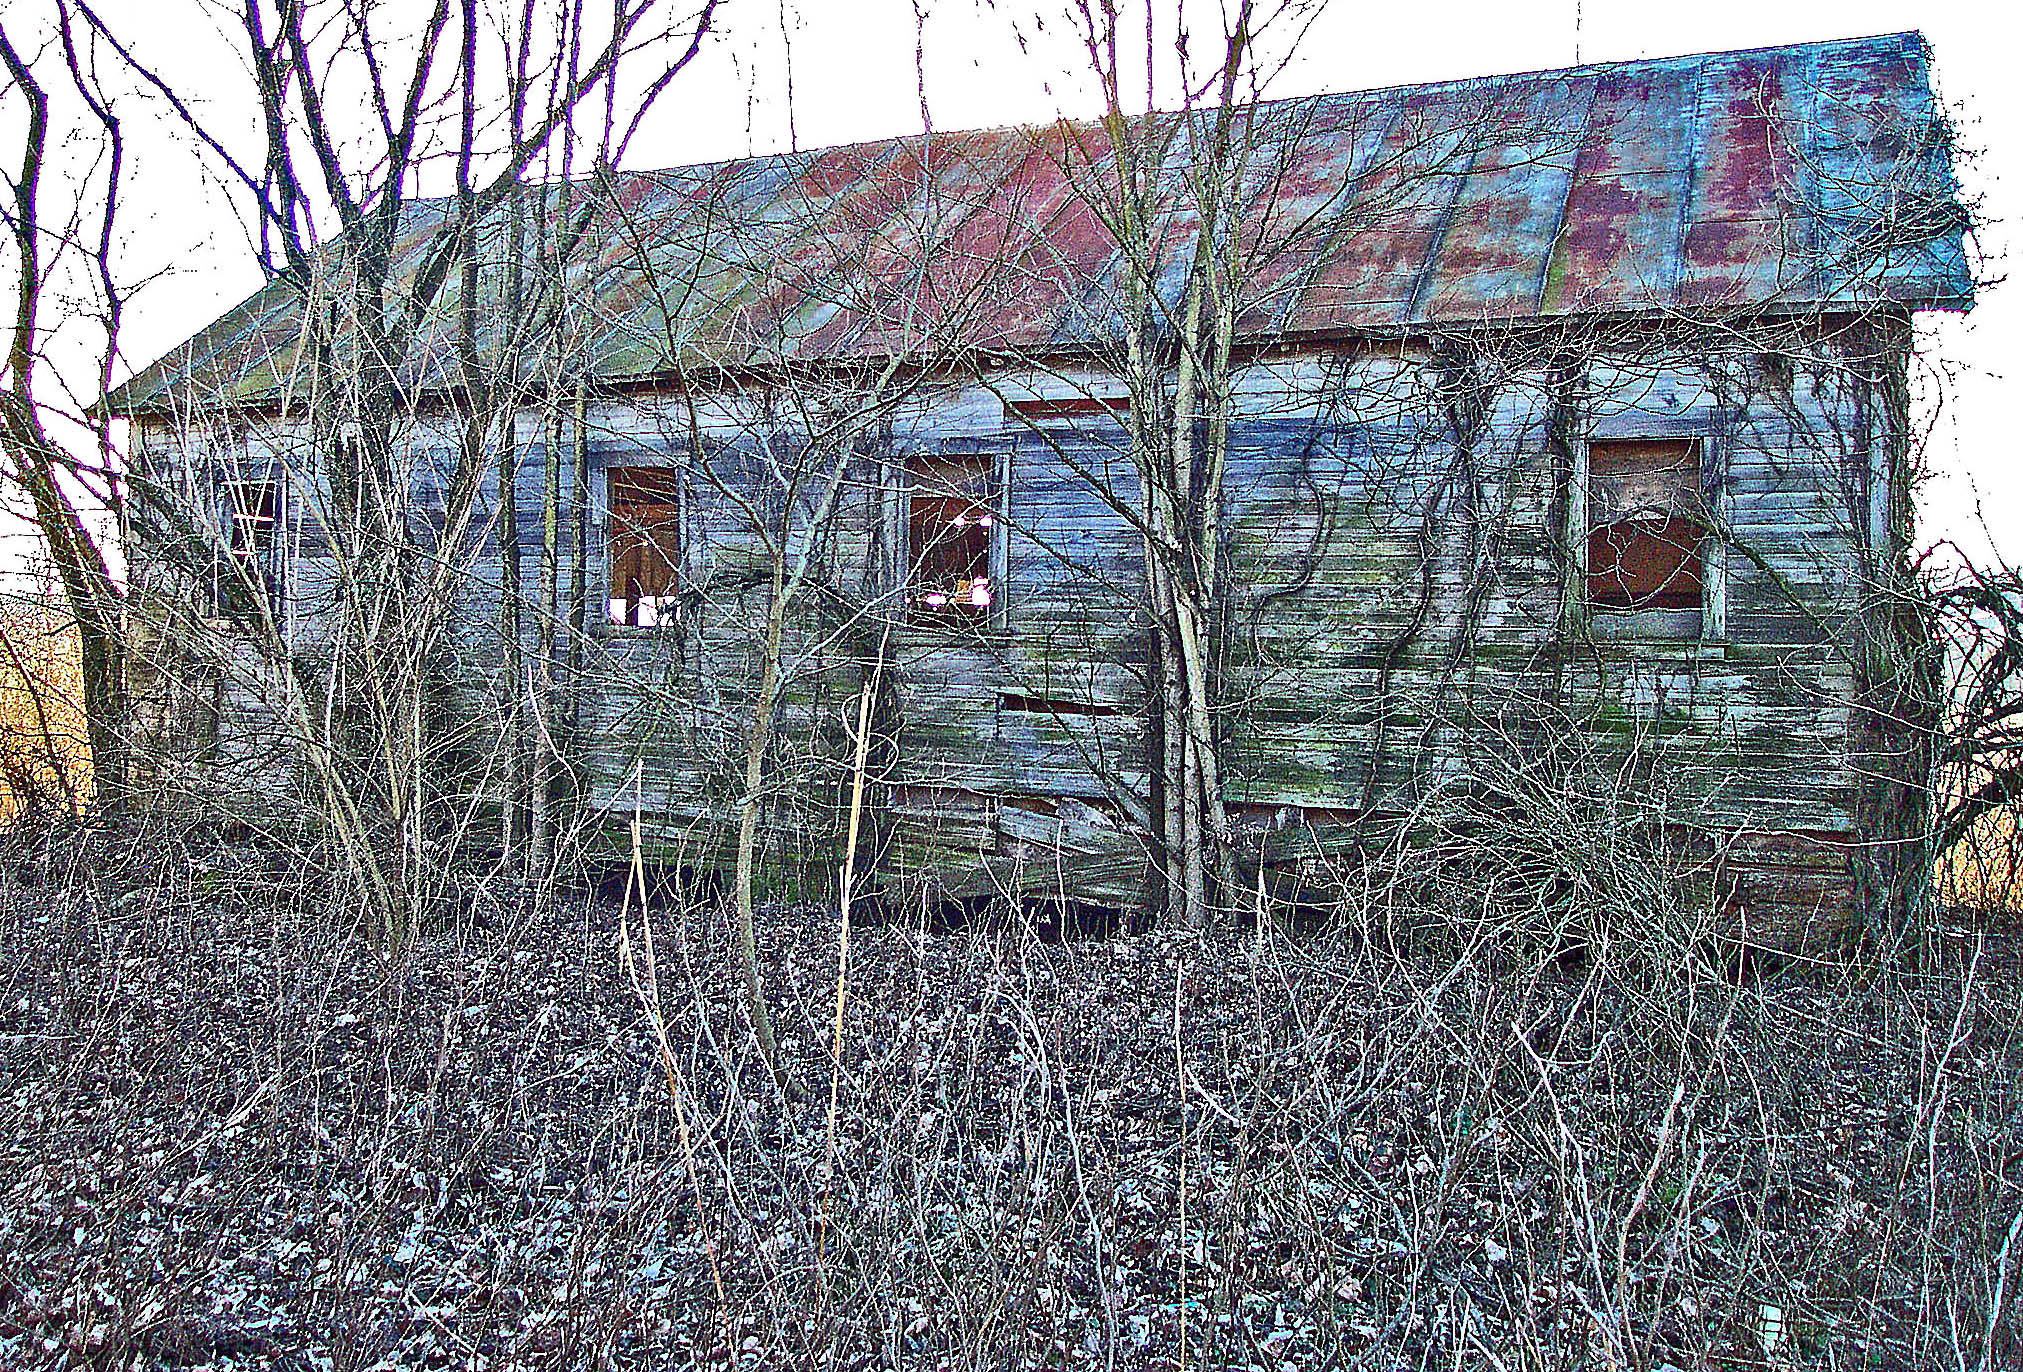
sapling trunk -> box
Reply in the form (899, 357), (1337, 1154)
(733, 556), (790, 1087)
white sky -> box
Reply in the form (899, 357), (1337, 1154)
(37, 0), (2022, 567)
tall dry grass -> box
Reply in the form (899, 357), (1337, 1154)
(1941, 806), (2023, 917)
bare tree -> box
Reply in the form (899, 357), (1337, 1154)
(963, 0), (1573, 928)
(78, 0), (718, 944)
(0, 12), (129, 811)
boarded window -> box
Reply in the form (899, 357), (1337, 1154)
(1585, 439), (1708, 613)
(908, 453), (996, 617)
(224, 480), (282, 607)
(608, 466), (682, 627)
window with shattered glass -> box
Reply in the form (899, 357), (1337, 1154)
(608, 466), (682, 627)
(907, 453), (998, 619)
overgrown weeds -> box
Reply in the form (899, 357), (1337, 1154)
(0, 831), (2017, 1369)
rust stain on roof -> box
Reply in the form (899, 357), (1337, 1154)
(110, 31), (1972, 414)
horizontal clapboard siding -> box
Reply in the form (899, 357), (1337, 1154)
(129, 333), (1896, 907)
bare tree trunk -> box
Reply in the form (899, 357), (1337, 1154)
(568, 383), (589, 685)
(529, 396), (562, 875)
(0, 31), (129, 815)
(1151, 548), (1188, 919)
(733, 560), (789, 1086)
(496, 180), (529, 855)
(693, 381), (904, 1084)
(498, 429), (525, 852)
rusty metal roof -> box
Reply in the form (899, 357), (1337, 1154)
(110, 30), (1972, 414)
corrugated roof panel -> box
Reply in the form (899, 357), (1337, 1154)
(1417, 161), (1576, 321)
(1545, 168), (1690, 314)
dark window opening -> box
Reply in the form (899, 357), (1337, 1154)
(225, 480), (281, 607)
(1585, 439), (1708, 613)
(908, 453), (997, 618)
(1005, 395), (1131, 422)
(609, 466), (682, 627)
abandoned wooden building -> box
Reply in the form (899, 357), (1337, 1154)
(109, 32), (1974, 944)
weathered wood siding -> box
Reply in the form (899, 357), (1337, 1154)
(131, 325), (1897, 932)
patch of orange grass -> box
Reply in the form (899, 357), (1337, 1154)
(0, 605), (92, 822)
(1939, 804), (2023, 915)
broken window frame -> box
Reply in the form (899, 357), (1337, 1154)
(903, 448), (1007, 629)
(1573, 430), (1728, 645)
(221, 476), (284, 614)
(605, 464), (684, 629)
